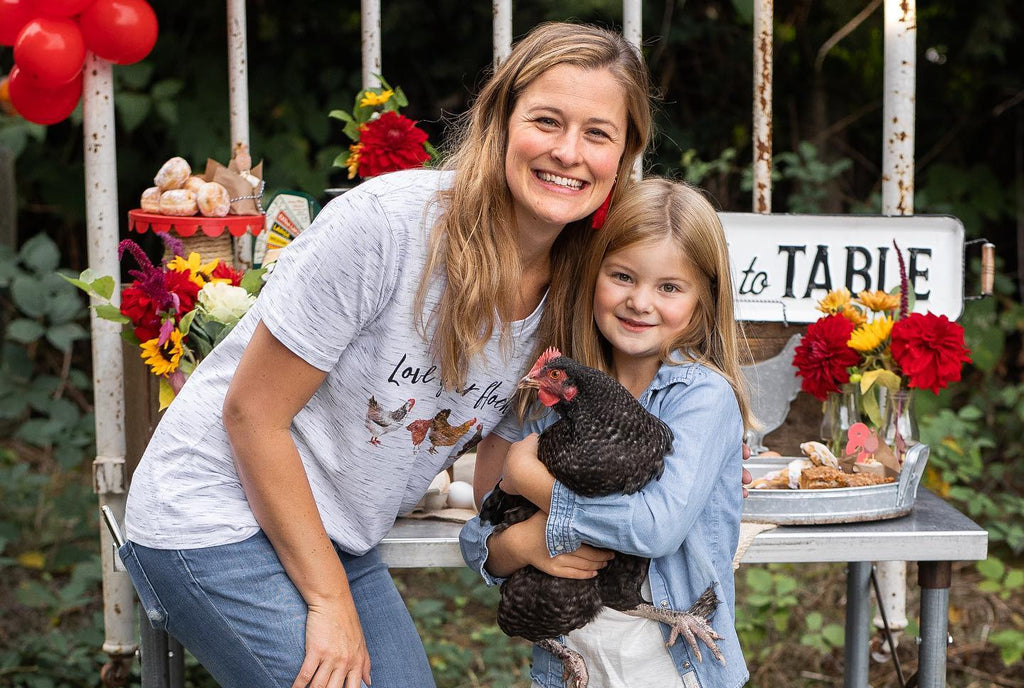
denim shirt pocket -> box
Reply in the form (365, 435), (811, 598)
(118, 541), (169, 631)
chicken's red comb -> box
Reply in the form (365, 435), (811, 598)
(527, 347), (562, 379)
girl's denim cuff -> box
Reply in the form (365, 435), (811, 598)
(545, 480), (581, 557)
(458, 517), (506, 586)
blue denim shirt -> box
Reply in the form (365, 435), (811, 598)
(460, 360), (749, 688)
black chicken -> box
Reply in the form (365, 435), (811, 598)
(479, 348), (723, 688)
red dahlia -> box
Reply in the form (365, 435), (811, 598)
(891, 312), (972, 394)
(356, 111), (430, 178)
(211, 261), (244, 286)
(793, 313), (862, 400)
(120, 284), (162, 342)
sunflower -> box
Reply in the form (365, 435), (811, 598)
(841, 303), (867, 327)
(816, 288), (853, 315)
(168, 252), (220, 287)
(855, 290), (900, 313)
(848, 315), (894, 353)
(140, 329), (185, 376)
(359, 89), (394, 107)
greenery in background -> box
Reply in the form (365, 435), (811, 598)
(2, 0), (1023, 684)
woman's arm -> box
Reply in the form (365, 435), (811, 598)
(473, 434), (510, 508)
(223, 321), (370, 688)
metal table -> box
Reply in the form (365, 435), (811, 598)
(380, 489), (988, 688)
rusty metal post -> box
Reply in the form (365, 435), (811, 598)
(83, 53), (135, 685)
(361, 0), (382, 89)
(872, 0), (917, 663)
(493, 0), (511, 66)
(753, 0), (773, 213)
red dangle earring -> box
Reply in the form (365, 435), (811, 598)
(590, 186), (614, 230)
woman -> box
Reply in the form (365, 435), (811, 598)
(119, 22), (653, 688)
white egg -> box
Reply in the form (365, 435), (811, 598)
(447, 481), (476, 510)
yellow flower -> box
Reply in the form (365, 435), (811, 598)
(816, 288), (853, 315)
(841, 303), (867, 327)
(360, 89), (394, 107)
(168, 252), (219, 287)
(140, 329), (184, 376)
(855, 290), (900, 313)
(848, 315), (894, 353)
(346, 143), (363, 180)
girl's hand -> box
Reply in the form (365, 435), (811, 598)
(515, 511), (613, 579)
(500, 434), (554, 507)
(292, 597), (372, 688)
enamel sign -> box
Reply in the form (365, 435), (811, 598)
(720, 213), (966, 324)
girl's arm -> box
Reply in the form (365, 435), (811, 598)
(505, 371), (743, 561)
(463, 434), (611, 581)
(224, 321), (371, 688)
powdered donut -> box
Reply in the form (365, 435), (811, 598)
(154, 156), (191, 191)
(159, 189), (197, 216)
(140, 186), (161, 213)
(196, 182), (231, 217)
(183, 175), (206, 195)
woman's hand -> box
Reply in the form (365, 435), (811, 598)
(486, 511), (613, 579)
(292, 595), (372, 688)
(500, 434), (555, 509)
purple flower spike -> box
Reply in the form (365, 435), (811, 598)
(893, 240), (909, 320)
(158, 232), (184, 260)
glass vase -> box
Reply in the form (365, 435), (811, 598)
(878, 387), (919, 463)
(820, 383), (861, 457)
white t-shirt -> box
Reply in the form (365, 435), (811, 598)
(125, 168), (543, 553)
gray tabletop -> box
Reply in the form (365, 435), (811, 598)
(379, 489), (988, 568)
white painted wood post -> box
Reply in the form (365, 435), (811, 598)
(753, 0), (773, 213)
(623, 0), (642, 180)
(493, 0), (511, 66)
(361, 0), (382, 89)
(83, 52), (135, 677)
(874, 0), (917, 663)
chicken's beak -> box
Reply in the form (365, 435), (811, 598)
(517, 375), (540, 391)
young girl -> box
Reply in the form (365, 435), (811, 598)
(461, 178), (753, 688)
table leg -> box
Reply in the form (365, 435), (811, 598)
(844, 561), (872, 688)
(917, 561), (952, 688)
(139, 622), (169, 688)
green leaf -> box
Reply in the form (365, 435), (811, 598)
(977, 557), (1005, 580)
(6, 319), (45, 344)
(46, 323), (89, 352)
(19, 234), (60, 274)
(1003, 568), (1024, 590)
(329, 109), (355, 123)
(11, 275), (47, 317)
(89, 275), (115, 300)
(240, 267), (267, 294)
(151, 78), (185, 100)
(804, 612), (823, 630)
(116, 93), (153, 132)
(93, 304), (130, 323)
(44, 292), (83, 324)
(117, 61), (155, 89)
(822, 624), (845, 647)
(178, 309), (197, 336)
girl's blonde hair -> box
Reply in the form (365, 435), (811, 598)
(572, 178), (756, 430)
(415, 21), (653, 389)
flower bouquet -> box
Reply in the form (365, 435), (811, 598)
(329, 76), (435, 180)
(793, 242), (972, 469)
(66, 235), (265, 409)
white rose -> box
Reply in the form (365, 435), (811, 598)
(197, 282), (256, 324)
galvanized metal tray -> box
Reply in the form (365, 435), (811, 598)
(741, 443), (930, 525)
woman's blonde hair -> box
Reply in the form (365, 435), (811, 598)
(415, 22), (653, 389)
(571, 178), (756, 430)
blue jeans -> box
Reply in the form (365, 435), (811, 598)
(119, 532), (435, 688)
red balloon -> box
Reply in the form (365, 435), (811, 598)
(0, 0), (35, 46)
(36, 0), (97, 17)
(7, 65), (83, 125)
(13, 17), (87, 87)
(79, 0), (158, 65)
